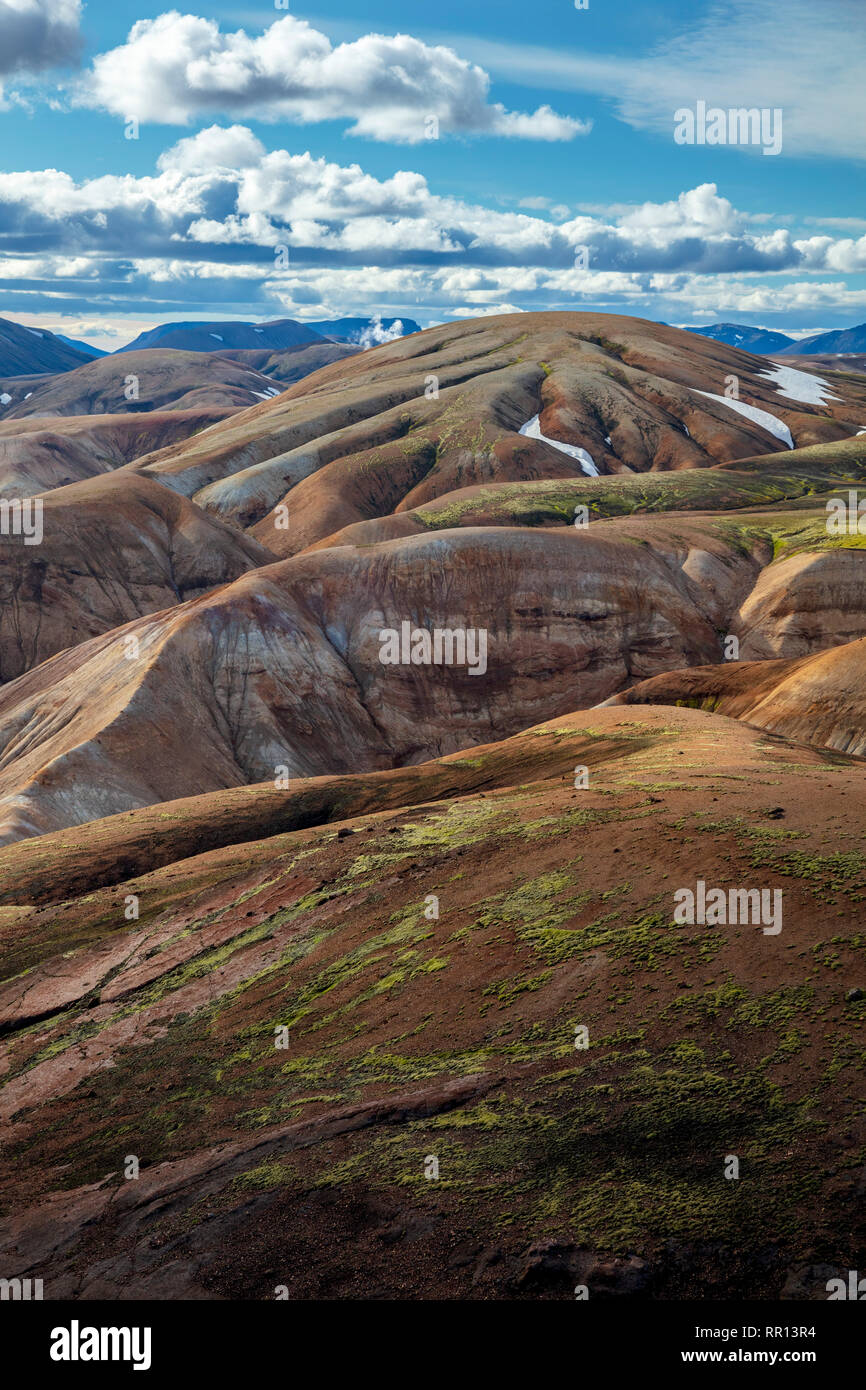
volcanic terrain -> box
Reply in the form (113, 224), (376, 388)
(1, 311), (864, 1301)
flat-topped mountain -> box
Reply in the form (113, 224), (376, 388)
(115, 318), (326, 354)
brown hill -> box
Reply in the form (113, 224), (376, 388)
(4, 481), (866, 843)
(0, 521), (762, 843)
(299, 437), (866, 550)
(791, 353), (866, 379)
(0, 348), (366, 498)
(0, 472), (273, 685)
(0, 371), (59, 414)
(0, 710), (659, 907)
(0, 705), (862, 1300)
(4, 349), (287, 419)
(1, 311), (865, 1305)
(216, 341), (359, 383)
(0, 410), (230, 497)
(125, 313), (865, 556)
(604, 635), (866, 755)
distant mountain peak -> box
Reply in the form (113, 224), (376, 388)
(114, 318), (326, 354)
(683, 323), (796, 354)
(778, 322), (866, 356)
(0, 316), (94, 378)
(55, 335), (107, 359)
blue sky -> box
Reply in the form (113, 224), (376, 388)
(1, 0), (864, 348)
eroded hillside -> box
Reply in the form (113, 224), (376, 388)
(0, 708), (862, 1299)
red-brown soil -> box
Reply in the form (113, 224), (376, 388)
(0, 707), (862, 1300)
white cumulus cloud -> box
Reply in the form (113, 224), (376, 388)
(78, 12), (589, 142)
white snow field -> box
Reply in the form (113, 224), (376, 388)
(761, 363), (841, 406)
(519, 414), (599, 475)
(693, 390), (794, 449)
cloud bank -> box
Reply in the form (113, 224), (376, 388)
(1, 127), (863, 327)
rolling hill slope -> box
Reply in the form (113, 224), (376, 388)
(4, 349), (286, 419)
(124, 312), (866, 558)
(0, 705), (862, 1299)
(0, 472), (273, 685)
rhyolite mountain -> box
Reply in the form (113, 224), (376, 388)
(605, 634), (866, 756)
(0, 472), (273, 685)
(210, 340), (359, 384)
(3, 349), (286, 419)
(793, 352), (866, 377)
(0, 518), (772, 839)
(0, 311), (863, 837)
(2, 479), (866, 842)
(125, 310), (866, 554)
(1, 309), (865, 1303)
(0, 410), (233, 497)
(0, 344), (362, 493)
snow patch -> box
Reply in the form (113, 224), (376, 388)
(761, 363), (841, 406)
(693, 390), (794, 449)
(519, 414), (599, 476)
(209, 333), (224, 342)
(0, 392), (11, 406)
